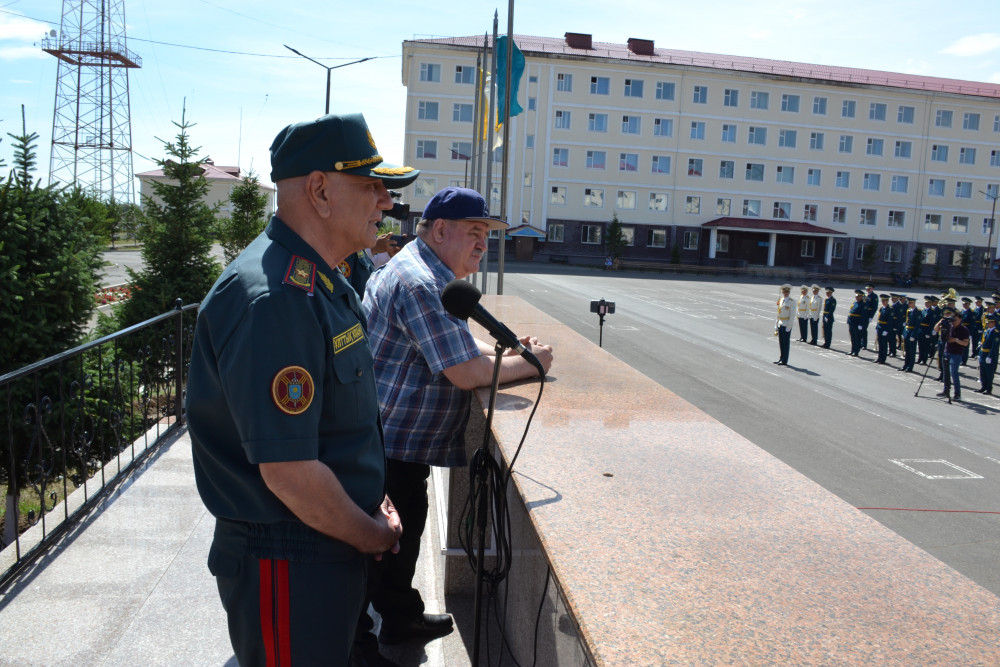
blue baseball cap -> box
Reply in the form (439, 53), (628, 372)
(421, 187), (508, 231)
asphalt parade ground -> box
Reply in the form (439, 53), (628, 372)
(496, 262), (1000, 599)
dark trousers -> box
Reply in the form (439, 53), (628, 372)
(888, 328), (897, 356)
(849, 321), (863, 354)
(778, 325), (791, 362)
(822, 316), (833, 347)
(357, 459), (431, 647)
(918, 332), (932, 362)
(876, 326), (889, 362)
(972, 330), (982, 356)
(809, 318), (819, 344)
(903, 331), (917, 370)
(798, 318), (809, 341)
(980, 356), (997, 392)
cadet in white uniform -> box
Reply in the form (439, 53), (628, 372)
(776, 284), (795, 365)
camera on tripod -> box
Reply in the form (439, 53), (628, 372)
(385, 190), (410, 222)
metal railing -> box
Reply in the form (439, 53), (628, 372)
(0, 300), (198, 591)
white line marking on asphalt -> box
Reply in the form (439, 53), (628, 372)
(889, 459), (984, 479)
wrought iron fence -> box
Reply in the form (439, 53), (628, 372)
(0, 300), (198, 591)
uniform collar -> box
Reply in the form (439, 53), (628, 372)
(266, 215), (353, 299)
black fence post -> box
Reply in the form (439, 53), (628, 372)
(174, 299), (185, 425)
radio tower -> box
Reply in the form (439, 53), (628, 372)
(42, 0), (140, 204)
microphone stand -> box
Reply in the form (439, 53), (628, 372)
(472, 340), (507, 665)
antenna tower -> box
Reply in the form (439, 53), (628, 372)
(42, 0), (141, 204)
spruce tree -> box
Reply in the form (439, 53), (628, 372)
(116, 105), (220, 328)
(215, 170), (269, 265)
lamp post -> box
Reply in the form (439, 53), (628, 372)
(283, 45), (373, 114)
(979, 189), (997, 289)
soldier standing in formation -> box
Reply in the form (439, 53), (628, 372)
(775, 284), (795, 366)
(796, 285), (811, 342)
(875, 294), (893, 364)
(976, 314), (999, 395)
(808, 285), (823, 345)
(862, 283), (878, 350)
(901, 296), (920, 373)
(848, 289), (866, 356)
(821, 287), (836, 348)
(972, 296), (985, 357)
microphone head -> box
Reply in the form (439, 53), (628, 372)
(441, 279), (482, 320)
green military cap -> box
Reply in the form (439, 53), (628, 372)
(879, 294), (890, 299)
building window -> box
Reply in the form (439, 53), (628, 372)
(953, 215), (970, 233)
(984, 217), (995, 235)
(450, 141), (472, 160)
(773, 201), (791, 219)
(891, 175), (909, 193)
(417, 101), (439, 120)
(869, 103), (887, 121)
(745, 162), (764, 181)
(549, 186), (566, 205)
(936, 109), (953, 127)
(687, 158), (703, 177)
(525, 134), (534, 149)
(964, 113), (981, 131)
(748, 126), (767, 145)
(956, 181), (972, 198)
(554, 109), (571, 129)
(717, 198), (731, 215)
(960, 147), (977, 164)
(414, 178), (436, 198)
(842, 100), (856, 118)
(855, 244), (868, 261)
(923, 248), (938, 263)
(839, 135), (854, 153)
(455, 65), (475, 84)
(832, 241), (844, 258)
(807, 168), (821, 186)
(894, 140), (912, 158)
(588, 113), (609, 133)
(863, 173), (881, 191)
(810, 132), (824, 150)
(649, 192), (668, 211)
(721, 124), (737, 142)
(416, 140), (437, 159)
(888, 210), (905, 228)
(801, 240), (816, 257)
(716, 233), (730, 252)
(655, 81), (675, 100)
(621, 227), (635, 246)
(813, 96), (827, 115)
(924, 214), (942, 231)
(931, 144), (949, 162)
(617, 190), (636, 209)
(750, 91), (769, 110)
(776, 166), (794, 184)
(651, 155), (671, 174)
(653, 118), (673, 137)
(683, 231), (699, 249)
(556, 73), (573, 92)
(547, 223), (564, 241)
(419, 63), (441, 82)
(453, 103), (473, 122)
(583, 188), (604, 208)
(781, 94), (800, 112)
(527, 97), (536, 111)
(833, 206), (847, 224)
(623, 115), (641, 135)
(690, 121), (705, 140)
(620, 153), (639, 172)
(835, 171), (850, 188)
(949, 249), (965, 266)
(885, 245), (902, 263)
(719, 160), (734, 179)
(866, 138), (884, 156)
(926, 179), (948, 198)
(743, 199), (761, 217)
(692, 85), (707, 104)
(647, 228), (667, 247)
(778, 129), (797, 148)
(992, 150), (1000, 167)
(586, 150), (606, 169)
(803, 204), (818, 221)
(552, 148), (568, 167)
(987, 183), (1000, 200)
(581, 224), (602, 244)
(995, 115), (1000, 132)
(685, 196), (701, 214)
(897, 106), (915, 124)
(724, 88), (739, 107)
(590, 76), (610, 95)
(624, 78), (644, 98)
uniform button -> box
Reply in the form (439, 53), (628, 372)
(356, 368), (363, 377)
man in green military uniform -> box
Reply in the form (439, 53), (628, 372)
(186, 113), (419, 666)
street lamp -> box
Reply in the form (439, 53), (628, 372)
(979, 189), (997, 289)
(283, 45), (373, 114)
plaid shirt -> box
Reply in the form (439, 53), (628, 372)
(362, 238), (481, 466)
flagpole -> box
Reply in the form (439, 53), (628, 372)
(497, 0), (515, 295)
(482, 13), (499, 296)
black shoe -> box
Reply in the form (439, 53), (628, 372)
(821, 344), (830, 349)
(776, 361), (787, 366)
(936, 390), (949, 398)
(973, 388), (984, 393)
(379, 613), (454, 645)
(809, 341), (817, 345)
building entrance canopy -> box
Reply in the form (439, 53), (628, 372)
(702, 217), (847, 267)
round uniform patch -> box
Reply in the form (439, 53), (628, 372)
(338, 260), (351, 278)
(271, 366), (314, 415)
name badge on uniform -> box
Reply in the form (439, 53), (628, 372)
(332, 323), (365, 354)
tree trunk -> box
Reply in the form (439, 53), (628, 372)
(1, 493), (17, 549)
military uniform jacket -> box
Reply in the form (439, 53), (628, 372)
(905, 307), (922, 334)
(186, 216), (385, 556)
(864, 292), (878, 320)
(777, 296), (794, 329)
(981, 328), (999, 365)
(892, 300), (907, 331)
(876, 305), (892, 331)
(822, 296), (837, 322)
(849, 300), (866, 326)
(808, 294), (823, 320)
(797, 294), (810, 319)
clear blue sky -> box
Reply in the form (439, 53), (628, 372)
(2, 0), (999, 194)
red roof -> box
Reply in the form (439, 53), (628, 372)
(702, 217), (846, 235)
(410, 35), (1000, 99)
(136, 162), (244, 181)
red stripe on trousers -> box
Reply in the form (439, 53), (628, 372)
(259, 559), (292, 666)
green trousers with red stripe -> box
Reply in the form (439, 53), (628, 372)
(209, 543), (367, 666)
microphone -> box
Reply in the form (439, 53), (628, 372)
(441, 279), (544, 377)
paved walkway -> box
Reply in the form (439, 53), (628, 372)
(0, 428), (472, 666)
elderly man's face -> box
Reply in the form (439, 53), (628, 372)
(434, 219), (490, 279)
(324, 173), (393, 252)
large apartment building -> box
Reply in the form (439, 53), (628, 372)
(401, 33), (1000, 279)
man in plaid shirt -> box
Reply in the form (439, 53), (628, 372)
(358, 187), (553, 656)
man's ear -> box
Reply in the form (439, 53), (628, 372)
(430, 218), (448, 243)
(305, 171), (332, 217)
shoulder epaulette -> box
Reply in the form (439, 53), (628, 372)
(283, 255), (316, 295)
